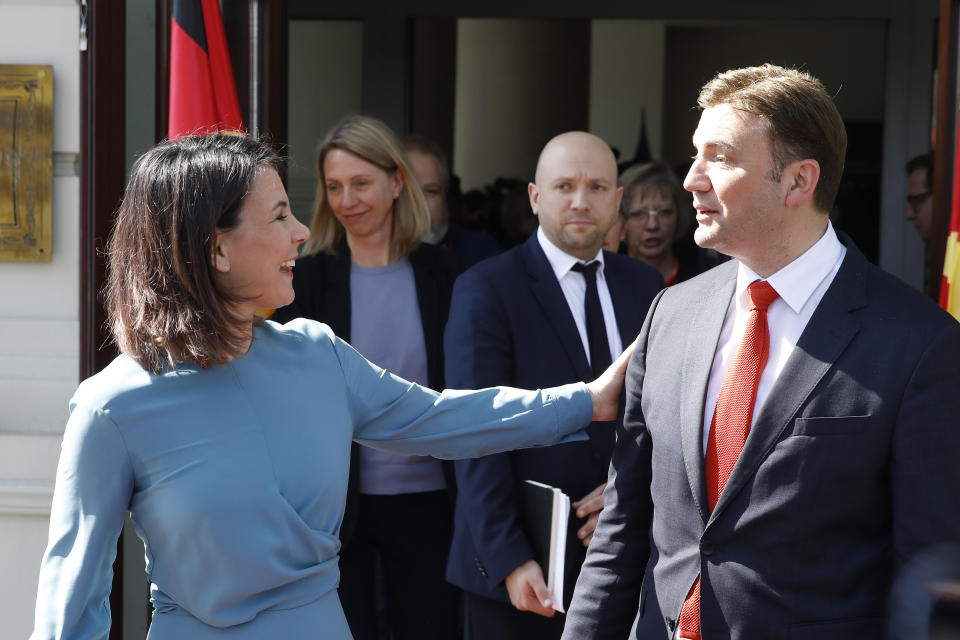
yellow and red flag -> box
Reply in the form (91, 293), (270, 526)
(168, 0), (244, 140)
(944, 219), (960, 320)
(940, 118), (960, 319)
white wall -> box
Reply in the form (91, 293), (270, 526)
(127, 0), (157, 164)
(589, 20), (666, 163)
(0, 1), (81, 638)
(287, 20), (364, 225)
(123, 1), (156, 635)
(454, 19), (590, 190)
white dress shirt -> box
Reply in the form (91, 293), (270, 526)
(675, 222), (846, 640)
(537, 227), (624, 368)
(700, 221), (846, 454)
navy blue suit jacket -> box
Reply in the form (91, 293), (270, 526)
(444, 233), (663, 609)
(562, 237), (960, 639)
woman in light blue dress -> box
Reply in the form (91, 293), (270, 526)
(30, 134), (631, 640)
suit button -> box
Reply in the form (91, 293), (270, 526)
(474, 556), (487, 577)
(592, 453), (605, 464)
(700, 539), (714, 556)
(665, 617), (676, 632)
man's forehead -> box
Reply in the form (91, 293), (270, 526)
(538, 143), (617, 182)
(692, 104), (763, 147)
(408, 149), (440, 171)
(907, 167), (930, 189)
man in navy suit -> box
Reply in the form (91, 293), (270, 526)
(444, 131), (664, 640)
(404, 134), (502, 268)
(562, 64), (960, 639)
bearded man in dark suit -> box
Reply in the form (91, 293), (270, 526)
(445, 131), (663, 640)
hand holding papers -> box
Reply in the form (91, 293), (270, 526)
(519, 480), (571, 613)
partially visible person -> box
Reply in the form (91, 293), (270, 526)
(493, 177), (541, 248)
(271, 116), (460, 640)
(905, 151), (934, 242)
(888, 545), (960, 639)
(404, 134), (501, 268)
(29, 133), (634, 640)
(619, 162), (698, 285)
(445, 131), (663, 640)
(458, 186), (495, 232)
(563, 63), (960, 640)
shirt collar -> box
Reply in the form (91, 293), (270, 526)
(735, 220), (844, 314)
(422, 220), (449, 246)
(537, 226), (605, 281)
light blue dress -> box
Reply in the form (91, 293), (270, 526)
(30, 320), (592, 640)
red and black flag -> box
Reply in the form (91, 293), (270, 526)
(168, 0), (244, 140)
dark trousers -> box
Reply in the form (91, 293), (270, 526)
(463, 591), (566, 640)
(338, 490), (461, 640)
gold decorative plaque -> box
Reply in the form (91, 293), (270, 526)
(0, 65), (53, 261)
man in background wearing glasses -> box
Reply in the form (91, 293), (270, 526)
(905, 151), (934, 243)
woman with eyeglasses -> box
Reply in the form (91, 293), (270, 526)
(619, 162), (699, 285)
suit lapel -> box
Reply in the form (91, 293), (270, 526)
(323, 250), (353, 341)
(522, 235), (593, 382)
(680, 263), (738, 523)
(709, 241), (867, 523)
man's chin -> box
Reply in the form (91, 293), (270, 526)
(693, 226), (718, 249)
(558, 233), (602, 256)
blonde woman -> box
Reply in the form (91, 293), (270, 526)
(272, 115), (460, 640)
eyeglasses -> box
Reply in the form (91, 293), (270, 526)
(906, 191), (932, 209)
(625, 208), (675, 223)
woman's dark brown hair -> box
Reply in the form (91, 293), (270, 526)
(104, 135), (281, 374)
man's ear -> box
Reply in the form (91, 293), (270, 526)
(212, 230), (230, 273)
(528, 182), (540, 217)
(783, 158), (820, 208)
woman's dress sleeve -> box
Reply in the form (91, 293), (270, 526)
(328, 330), (593, 459)
(31, 402), (135, 640)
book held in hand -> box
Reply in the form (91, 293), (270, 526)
(519, 479), (570, 612)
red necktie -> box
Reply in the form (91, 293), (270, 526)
(677, 280), (779, 640)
